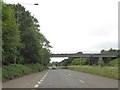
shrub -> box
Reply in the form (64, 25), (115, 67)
(106, 58), (119, 67)
(2, 64), (47, 82)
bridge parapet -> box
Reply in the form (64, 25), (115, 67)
(51, 53), (118, 58)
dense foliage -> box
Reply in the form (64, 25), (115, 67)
(106, 58), (120, 67)
(2, 64), (47, 81)
(2, 3), (51, 66)
(0, 1), (2, 66)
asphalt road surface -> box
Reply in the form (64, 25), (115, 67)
(3, 69), (118, 88)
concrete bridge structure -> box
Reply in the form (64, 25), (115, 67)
(51, 52), (118, 65)
(51, 52), (118, 58)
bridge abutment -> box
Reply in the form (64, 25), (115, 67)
(89, 57), (99, 65)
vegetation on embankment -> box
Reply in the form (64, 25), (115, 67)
(2, 64), (47, 82)
(0, 68), (1, 79)
(66, 65), (119, 79)
(59, 58), (120, 79)
(106, 58), (119, 67)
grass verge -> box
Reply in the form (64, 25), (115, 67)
(65, 65), (119, 79)
(0, 68), (1, 79)
(2, 64), (47, 82)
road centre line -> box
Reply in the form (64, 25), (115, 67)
(38, 82), (41, 84)
(34, 70), (49, 88)
(40, 70), (49, 82)
(40, 79), (43, 82)
(42, 77), (45, 79)
(43, 75), (46, 78)
(34, 84), (39, 88)
(79, 79), (85, 83)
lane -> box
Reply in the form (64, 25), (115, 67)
(39, 69), (118, 88)
(39, 69), (84, 88)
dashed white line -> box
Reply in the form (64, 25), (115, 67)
(42, 77), (45, 79)
(79, 79), (85, 83)
(40, 79), (43, 82)
(37, 71), (49, 87)
(34, 84), (39, 88)
(34, 70), (49, 88)
(43, 75), (46, 78)
(38, 82), (41, 84)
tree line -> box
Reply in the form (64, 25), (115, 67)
(2, 2), (52, 66)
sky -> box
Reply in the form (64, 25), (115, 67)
(5, 0), (119, 62)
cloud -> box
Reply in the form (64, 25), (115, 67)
(91, 41), (118, 51)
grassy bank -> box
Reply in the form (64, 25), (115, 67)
(64, 65), (119, 79)
(106, 58), (119, 67)
(0, 68), (1, 79)
(2, 64), (47, 82)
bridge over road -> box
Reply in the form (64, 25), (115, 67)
(51, 52), (118, 65)
(51, 52), (118, 58)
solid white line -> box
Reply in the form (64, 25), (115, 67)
(34, 85), (39, 88)
(79, 79), (85, 83)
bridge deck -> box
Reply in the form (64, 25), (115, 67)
(51, 53), (118, 58)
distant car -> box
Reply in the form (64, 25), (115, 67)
(52, 66), (57, 69)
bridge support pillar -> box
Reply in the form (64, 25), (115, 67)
(89, 57), (99, 66)
(98, 56), (103, 65)
(102, 57), (111, 64)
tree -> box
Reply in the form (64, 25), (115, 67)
(0, 1), (2, 66)
(2, 3), (52, 66)
(13, 4), (51, 65)
(2, 3), (21, 65)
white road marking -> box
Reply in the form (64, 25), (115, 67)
(43, 75), (46, 78)
(34, 70), (49, 88)
(38, 82), (41, 84)
(68, 74), (71, 76)
(34, 85), (39, 88)
(42, 77), (45, 79)
(79, 79), (85, 83)
(40, 70), (49, 82)
(40, 79), (43, 82)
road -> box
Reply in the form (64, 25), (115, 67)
(3, 69), (118, 88)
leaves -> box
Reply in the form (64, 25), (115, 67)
(2, 4), (20, 65)
(2, 3), (52, 66)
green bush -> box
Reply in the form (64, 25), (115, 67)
(106, 58), (119, 67)
(71, 58), (88, 65)
(59, 66), (68, 69)
(2, 64), (47, 82)
(0, 68), (2, 79)
(26, 64), (46, 72)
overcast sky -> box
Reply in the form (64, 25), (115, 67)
(5, 0), (119, 62)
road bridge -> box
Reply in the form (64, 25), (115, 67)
(51, 52), (118, 65)
(51, 53), (118, 58)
